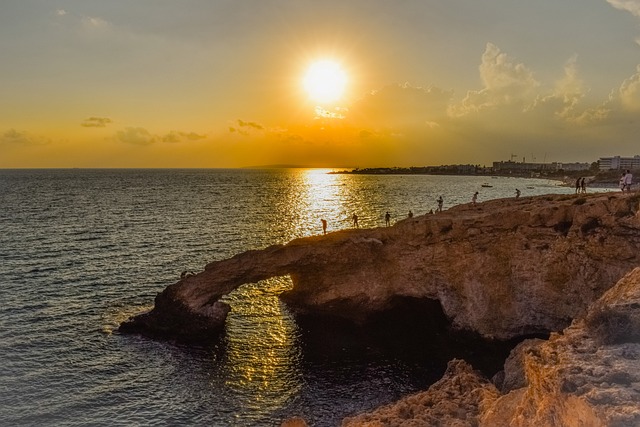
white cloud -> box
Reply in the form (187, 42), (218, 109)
(544, 55), (591, 120)
(81, 16), (111, 31)
(81, 117), (113, 128)
(618, 65), (640, 111)
(479, 43), (538, 92)
(116, 127), (207, 144)
(452, 43), (539, 116)
(606, 0), (640, 17)
(0, 129), (49, 145)
(116, 127), (157, 145)
(162, 131), (206, 143)
(315, 106), (346, 119)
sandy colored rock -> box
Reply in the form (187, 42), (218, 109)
(481, 268), (640, 426)
(121, 192), (640, 342)
(342, 359), (500, 427)
(344, 268), (640, 427)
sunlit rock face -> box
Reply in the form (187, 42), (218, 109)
(343, 267), (640, 427)
(120, 192), (640, 342)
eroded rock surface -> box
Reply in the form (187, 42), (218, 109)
(342, 358), (499, 427)
(342, 267), (640, 427)
(120, 192), (640, 342)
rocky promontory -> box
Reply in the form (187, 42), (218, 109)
(120, 192), (640, 342)
(120, 191), (640, 425)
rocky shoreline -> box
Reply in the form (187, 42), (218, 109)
(339, 267), (640, 426)
(120, 192), (640, 425)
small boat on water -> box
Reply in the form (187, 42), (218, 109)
(481, 183), (493, 188)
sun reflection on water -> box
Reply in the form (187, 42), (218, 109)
(220, 276), (302, 418)
(281, 168), (368, 237)
(138, 170), (577, 422)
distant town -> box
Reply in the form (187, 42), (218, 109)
(333, 155), (640, 183)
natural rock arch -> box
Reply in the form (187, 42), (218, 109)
(120, 192), (640, 343)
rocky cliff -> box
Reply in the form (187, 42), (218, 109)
(120, 192), (640, 342)
(341, 266), (640, 427)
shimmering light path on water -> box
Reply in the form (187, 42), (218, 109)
(0, 169), (579, 426)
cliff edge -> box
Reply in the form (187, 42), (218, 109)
(120, 192), (640, 342)
(342, 266), (640, 427)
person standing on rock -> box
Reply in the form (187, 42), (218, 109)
(408, 210), (413, 218)
(624, 169), (633, 192)
(385, 211), (391, 226)
(472, 191), (478, 206)
(581, 177), (587, 193)
(515, 188), (521, 199)
(575, 177), (582, 194)
(620, 172), (626, 191)
(437, 196), (443, 212)
(352, 213), (359, 228)
(321, 218), (327, 235)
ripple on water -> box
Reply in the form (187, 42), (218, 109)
(0, 169), (578, 426)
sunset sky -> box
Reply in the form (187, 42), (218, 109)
(2, 0), (640, 168)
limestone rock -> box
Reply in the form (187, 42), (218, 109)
(342, 359), (500, 427)
(120, 192), (640, 342)
(481, 267), (640, 426)
(345, 267), (640, 426)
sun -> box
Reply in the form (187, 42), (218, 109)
(302, 60), (347, 104)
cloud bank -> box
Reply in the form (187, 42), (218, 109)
(0, 129), (49, 146)
(116, 127), (206, 145)
(81, 117), (113, 128)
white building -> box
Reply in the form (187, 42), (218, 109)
(598, 155), (640, 171)
(492, 161), (559, 172)
(557, 162), (591, 171)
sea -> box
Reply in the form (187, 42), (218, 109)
(0, 168), (580, 426)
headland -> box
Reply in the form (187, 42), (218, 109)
(120, 191), (640, 425)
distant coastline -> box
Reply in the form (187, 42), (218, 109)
(330, 166), (558, 178)
(330, 166), (624, 188)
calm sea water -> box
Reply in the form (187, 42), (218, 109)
(0, 169), (576, 426)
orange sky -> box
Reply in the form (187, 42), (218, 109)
(2, 1), (640, 168)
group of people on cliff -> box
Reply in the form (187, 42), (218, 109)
(320, 210), (407, 234)
(320, 170), (636, 235)
(323, 187), (522, 234)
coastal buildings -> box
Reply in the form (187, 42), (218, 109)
(491, 161), (591, 173)
(492, 160), (557, 173)
(556, 162), (592, 171)
(344, 155), (637, 176)
(598, 155), (640, 171)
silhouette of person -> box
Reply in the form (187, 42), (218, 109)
(515, 188), (521, 199)
(408, 210), (413, 218)
(581, 177), (586, 193)
(385, 211), (391, 226)
(321, 218), (327, 235)
(620, 172), (626, 191)
(352, 213), (359, 228)
(472, 191), (478, 206)
(437, 196), (443, 212)
(575, 177), (581, 194)
(624, 169), (633, 192)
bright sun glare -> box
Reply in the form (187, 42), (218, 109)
(303, 60), (347, 104)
